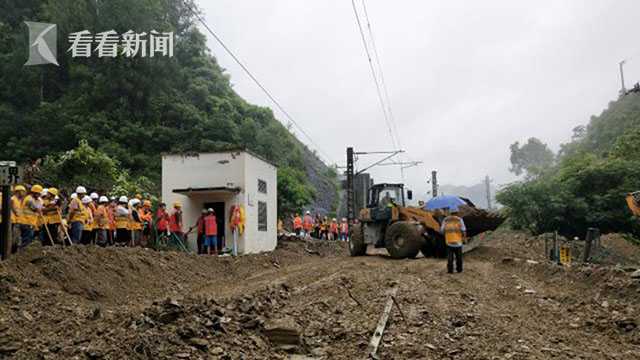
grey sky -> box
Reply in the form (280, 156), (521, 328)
(198, 0), (640, 198)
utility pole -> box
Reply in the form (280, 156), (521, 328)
(484, 175), (492, 210)
(346, 147), (355, 225)
(431, 170), (438, 198)
(620, 60), (627, 95)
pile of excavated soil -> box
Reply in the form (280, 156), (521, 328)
(2, 232), (640, 359)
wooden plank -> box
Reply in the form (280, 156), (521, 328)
(367, 287), (398, 359)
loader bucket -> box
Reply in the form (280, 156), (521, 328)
(457, 205), (505, 237)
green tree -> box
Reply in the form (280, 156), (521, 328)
(0, 0), (336, 212)
(38, 140), (119, 192)
(509, 137), (555, 178)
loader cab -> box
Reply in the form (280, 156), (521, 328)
(368, 183), (406, 209)
(365, 184), (408, 222)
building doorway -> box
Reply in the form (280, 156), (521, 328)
(203, 202), (225, 249)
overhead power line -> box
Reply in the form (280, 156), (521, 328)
(361, 0), (402, 151)
(351, 0), (399, 151)
(182, 1), (335, 164)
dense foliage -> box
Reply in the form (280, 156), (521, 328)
(508, 137), (555, 178)
(0, 0), (332, 215)
(497, 94), (640, 238)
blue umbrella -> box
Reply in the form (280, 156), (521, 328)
(424, 195), (467, 211)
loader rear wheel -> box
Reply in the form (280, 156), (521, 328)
(385, 221), (421, 259)
(349, 224), (366, 256)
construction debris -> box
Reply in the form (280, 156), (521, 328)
(1, 231), (640, 358)
(367, 287), (399, 359)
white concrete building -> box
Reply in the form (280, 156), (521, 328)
(161, 150), (277, 254)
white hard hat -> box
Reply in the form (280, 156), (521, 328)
(306, 211), (310, 214)
(131, 198), (141, 206)
(90, 192), (99, 200)
(70, 193), (78, 199)
(41, 188), (49, 196)
(76, 186), (87, 194)
(119, 195), (128, 203)
(81, 195), (92, 204)
(99, 196), (108, 203)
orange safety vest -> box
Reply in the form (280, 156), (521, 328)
(129, 208), (143, 231)
(443, 216), (464, 245)
(107, 205), (116, 231)
(84, 202), (96, 231)
(330, 222), (338, 233)
(293, 216), (302, 230)
(169, 210), (182, 232)
(303, 215), (313, 231)
(94, 205), (109, 230)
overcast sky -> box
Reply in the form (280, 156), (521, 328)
(198, 0), (640, 197)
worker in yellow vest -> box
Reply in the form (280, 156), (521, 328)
(19, 184), (44, 249)
(68, 186), (87, 244)
(115, 196), (130, 245)
(440, 208), (467, 273)
(41, 188), (61, 245)
(10, 185), (26, 248)
(80, 195), (94, 245)
(129, 198), (143, 246)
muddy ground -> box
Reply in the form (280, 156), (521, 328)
(1, 230), (640, 359)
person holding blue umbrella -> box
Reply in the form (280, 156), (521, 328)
(440, 207), (466, 273)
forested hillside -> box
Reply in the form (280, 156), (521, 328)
(0, 0), (336, 214)
(497, 92), (640, 237)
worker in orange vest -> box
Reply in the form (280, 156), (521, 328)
(203, 208), (218, 255)
(440, 208), (466, 273)
(329, 218), (338, 241)
(107, 197), (117, 245)
(302, 211), (313, 238)
(94, 196), (110, 246)
(293, 213), (303, 236)
(168, 202), (183, 241)
(140, 200), (153, 247)
(340, 218), (349, 241)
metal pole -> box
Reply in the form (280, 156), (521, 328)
(431, 170), (438, 198)
(485, 175), (492, 210)
(1, 185), (12, 260)
(620, 60), (627, 95)
(346, 147), (355, 225)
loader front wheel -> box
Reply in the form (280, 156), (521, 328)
(349, 224), (366, 256)
(385, 221), (421, 259)
(421, 235), (436, 258)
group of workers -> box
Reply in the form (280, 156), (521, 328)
(1, 184), (189, 251)
(291, 211), (349, 241)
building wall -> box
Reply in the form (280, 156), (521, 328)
(161, 151), (277, 254)
(243, 152), (278, 253)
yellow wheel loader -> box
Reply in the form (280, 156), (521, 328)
(348, 183), (505, 259)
